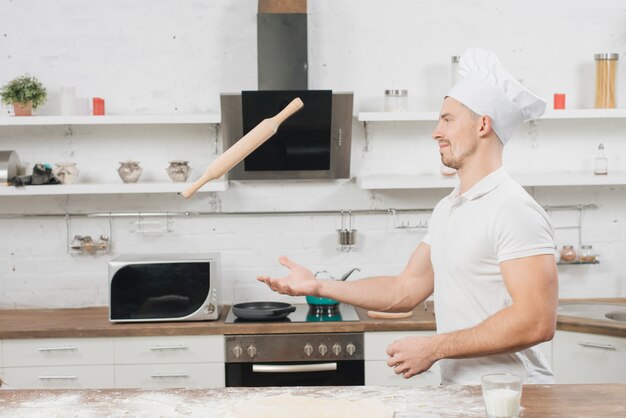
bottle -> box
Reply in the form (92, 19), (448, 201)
(560, 245), (577, 263)
(594, 53), (618, 108)
(579, 245), (596, 263)
(593, 143), (608, 175)
(384, 90), (408, 112)
(451, 55), (460, 87)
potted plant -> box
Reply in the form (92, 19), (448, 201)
(0, 75), (47, 116)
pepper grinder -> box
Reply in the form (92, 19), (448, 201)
(593, 143), (608, 175)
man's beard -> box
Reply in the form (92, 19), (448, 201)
(440, 138), (478, 170)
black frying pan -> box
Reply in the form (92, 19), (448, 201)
(232, 301), (296, 321)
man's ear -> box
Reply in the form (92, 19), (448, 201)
(477, 115), (494, 138)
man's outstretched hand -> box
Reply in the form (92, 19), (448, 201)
(257, 256), (320, 297)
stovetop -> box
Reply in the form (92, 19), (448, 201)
(224, 303), (360, 324)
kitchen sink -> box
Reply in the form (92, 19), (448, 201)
(557, 302), (626, 322)
(604, 311), (626, 322)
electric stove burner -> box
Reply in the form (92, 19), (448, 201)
(224, 303), (360, 323)
(306, 304), (341, 321)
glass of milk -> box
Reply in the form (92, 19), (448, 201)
(481, 373), (522, 418)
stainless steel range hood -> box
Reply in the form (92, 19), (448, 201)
(258, 0), (308, 90)
(220, 0), (353, 181)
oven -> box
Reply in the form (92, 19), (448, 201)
(225, 333), (364, 387)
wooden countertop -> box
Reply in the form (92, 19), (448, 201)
(0, 299), (624, 339)
(0, 384), (624, 417)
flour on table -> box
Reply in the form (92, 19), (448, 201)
(226, 394), (395, 418)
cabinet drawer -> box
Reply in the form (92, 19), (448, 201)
(364, 331), (435, 360)
(553, 331), (626, 384)
(3, 338), (114, 367)
(365, 360), (441, 386)
(115, 363), (224, 388)
(2, 365), (114, 389)
(115, 335), (224, 365)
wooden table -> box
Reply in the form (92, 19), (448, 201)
(0, 384), (623, 417)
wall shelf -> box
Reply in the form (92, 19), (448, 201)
(0, 181), (228, 196)
(557, 260), (599, 265)
(357, 172), (626, 190)
(0, 114), (220, 126)
(357, 108), (626, 122)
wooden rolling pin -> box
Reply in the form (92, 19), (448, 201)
(181, 97), (304, 198)
(367, 311), (413, 319)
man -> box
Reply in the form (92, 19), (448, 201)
(258, 48), (558, 385)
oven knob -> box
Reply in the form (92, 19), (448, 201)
(247, 345), (257, 358)
(332, 343), (342, 356)
(346, 343), (356, 356)
(304, 343), (313, 357)
(205, 304), (215, 314)
(318, 343), (328, 356)
(233, 345), (243, 359)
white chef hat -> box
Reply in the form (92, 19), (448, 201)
(446, 48), (546, 144)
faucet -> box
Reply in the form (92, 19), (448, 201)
(339, 267), (361, 281)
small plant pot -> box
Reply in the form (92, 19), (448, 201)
(13, 102), (32, 116)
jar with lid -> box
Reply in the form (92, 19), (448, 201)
(593, 143), (608, 175)
(451, 55), (461, 87)
(560, 245), (577, 263)
(384, 90), (408, 112)
(594, 53), (619, 108)
(579, 245), (596, 263)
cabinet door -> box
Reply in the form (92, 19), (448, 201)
(553, 331), (626, 383)
(115, 363), (224, 388)
(2, 365), (114, 389)
(115, 335), (224, 365)
(3, 338), (114, 367)
(364, 331), (440, 386)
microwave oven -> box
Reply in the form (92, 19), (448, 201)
(108, 253), (221, 323)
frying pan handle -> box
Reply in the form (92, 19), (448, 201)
(272, 305), (296, 315)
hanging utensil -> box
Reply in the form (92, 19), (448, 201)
(337, 210), (357, 252)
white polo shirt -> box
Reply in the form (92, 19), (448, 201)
(423, 167), (556, 385)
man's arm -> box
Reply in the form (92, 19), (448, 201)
(387, 254), (558, 378)
(257, 242), (435, 313)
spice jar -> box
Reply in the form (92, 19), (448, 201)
(384, 90), (408, 112)
(594, 53), (618, 109)
(579, 245), (596, 263)
(560, 245), (577, 263)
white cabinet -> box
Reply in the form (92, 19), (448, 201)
(114, 335), (224, 388)
(3, 338), (114, 366)
(2, 365), (114, 389)
(115, 363), (224, 389)
(2, 338), (115, 389)
(552, 331), (626, 384)
(364, 331), (441, 386)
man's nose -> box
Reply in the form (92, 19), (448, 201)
(432, 123), (443, 140)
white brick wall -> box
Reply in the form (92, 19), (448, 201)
(1, 0), (625, 308)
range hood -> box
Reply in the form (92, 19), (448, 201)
(220, 0), (353, 180)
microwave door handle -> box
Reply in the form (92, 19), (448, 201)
(252, 363), (337, 373)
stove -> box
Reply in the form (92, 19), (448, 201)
(224, 303), (360, 323)
(224, 303), (365, 387)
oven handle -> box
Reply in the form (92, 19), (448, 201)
(252, 363), (338, 373)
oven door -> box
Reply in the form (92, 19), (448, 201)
(225, 360), (364, 387)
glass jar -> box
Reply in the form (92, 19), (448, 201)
(594, 53), (618, 109)
(384, 90), (408, 112)
(560, 245), (577, 263)
(593, 143), (608, 175)
(451, 55), (460, 87)
(579, 245), (596, 263)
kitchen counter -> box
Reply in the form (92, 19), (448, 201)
(0, 299), (624, 339)
(0, 384), (624, 417)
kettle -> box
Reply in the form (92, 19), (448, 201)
(306, 267), (360, 305)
